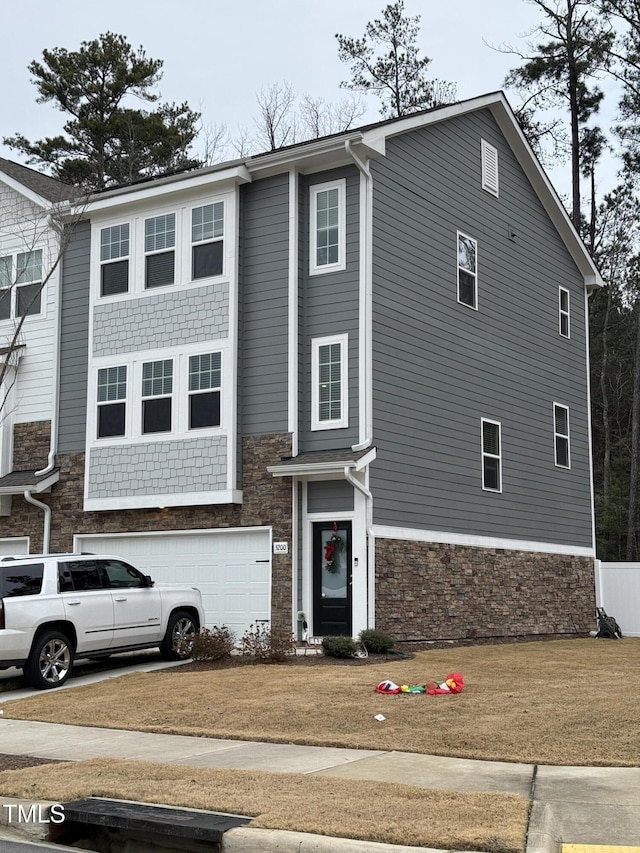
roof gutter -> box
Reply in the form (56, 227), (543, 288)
(345, 140), (373, 452)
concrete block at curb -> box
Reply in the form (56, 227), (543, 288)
(0, 797), (58, 842)
(526, 802), (562, 853)
(222, 826), (475, 853)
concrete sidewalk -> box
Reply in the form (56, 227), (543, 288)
(0, 719), (639, 852)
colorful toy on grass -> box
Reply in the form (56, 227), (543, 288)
(425, 672), (464, 694)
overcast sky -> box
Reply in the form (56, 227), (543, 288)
(0, 0), (621, 201)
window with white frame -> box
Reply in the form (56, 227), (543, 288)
(0, 250), (44, 319)
(97, 366), (127, 438)
(310, 180), (346, 275)
(554, 404), (570, 468)
(145, 214), (175, 288)
(559, 287), (570, 338)
(481, 419), (502, 492)
(100, 224), (129, 296)
(312, 334), (348, 430)
(457, 233), (477, 309)
(189, 352), (221, 429)
(192, 203), (224, 280)
(142, 359), (173, 433)
(481, 139), (499, 196)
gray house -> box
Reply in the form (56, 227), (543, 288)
(0, 92), (602, 642)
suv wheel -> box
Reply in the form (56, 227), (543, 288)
(25, 631), (74, 690)
(160, 611), (197, 661)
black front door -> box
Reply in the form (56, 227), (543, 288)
(312, 521), (352, 636)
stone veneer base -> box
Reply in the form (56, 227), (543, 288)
(374, 538), (596, 641)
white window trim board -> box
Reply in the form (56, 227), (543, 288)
(309, 178), (347, 276)
(311, 333), (349, 431)
(553, 402), (571, 469)
(456, 231), (478, 311)
(481, 417), (502, 493)
(559, 286), (570, 338)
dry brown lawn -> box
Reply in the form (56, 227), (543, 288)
(0, 638), (635, 852)
(3, 639), (639, 766)
(0, 758), (529, 852)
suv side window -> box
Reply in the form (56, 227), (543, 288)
(61, 560), (104, 591)
(0, 563), (44, 597)
(100, 559), (145, 588)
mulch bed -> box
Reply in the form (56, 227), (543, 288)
(0, 754), (62, 772)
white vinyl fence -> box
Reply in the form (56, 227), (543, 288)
(594, 561), (640, 637)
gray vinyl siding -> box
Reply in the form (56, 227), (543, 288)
(240, 174), (289, 435)
(307, 479), (354, 513)
(370, 109), (593, 548)
(299, 167), (360, 451)
(58, 220), (90, 452)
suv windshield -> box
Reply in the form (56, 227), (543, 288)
(0, 562), (44, 598)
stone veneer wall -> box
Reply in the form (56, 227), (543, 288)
(8, 433), (293, 629)
(375, 538), (596, 641)
(12, 421), (51, 470)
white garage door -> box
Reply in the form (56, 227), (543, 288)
(74, 528), (271, 638)
(0, 538), (29, 556)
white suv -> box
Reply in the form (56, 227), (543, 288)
(0, 553), (204, 689)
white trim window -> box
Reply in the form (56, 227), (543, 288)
(310, 179), (346, 275)
(312, 334), (348, 430)
(554, 404), (570, 468)
(481, 418), (502, 492)
(145, 213), (175, 288)
(0, 249), (44, 319)
(97, 366), (127, 438)
(142, 359), (173, 434)
(559, 287), (570, 338)
(481, 139), (499, 197)
(192, 202), (224, 280)
(457, 232), (478, 309)
(189, 352), (221, 429)
(100, 224), (129, 296)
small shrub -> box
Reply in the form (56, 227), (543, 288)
(190, 625), (236, 661)
(240, 623), (295, 663)
(358, 628), (395, 654)
(322, 635), (358, 658)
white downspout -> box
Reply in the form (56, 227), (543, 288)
(24, 490), (50, 553)
(35, 216), (64, 478)
(344, 465), (375, 629)
(345, 140), (373, 452)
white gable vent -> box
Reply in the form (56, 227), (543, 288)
(481, 139), (499, 197)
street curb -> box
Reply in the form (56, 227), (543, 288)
(0, 796), (57, 842)
(222, 826), (476, 852)
(526, 801), (562, 853)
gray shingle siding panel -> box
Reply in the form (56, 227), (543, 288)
(370, 109), (592, 548)
(240, 174), (289, 435)
(299, 166), (360, 451)
(58, 220), (90, 453)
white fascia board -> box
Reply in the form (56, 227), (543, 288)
(268, 447), (376, 478)
(0, 172), (50, 209)
(247, 134), (385, 179)
(372, 524), (595, 557)
(0, 470), (60, 495)
(84, 165), (252, 214)
(268, 460), (358, 478)
(84, 489), (243, 511)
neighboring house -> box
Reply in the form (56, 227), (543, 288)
(0, 92), (603, 642)
(0, 159), (75, 546)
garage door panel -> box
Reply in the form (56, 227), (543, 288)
(75, 530), (271, 635)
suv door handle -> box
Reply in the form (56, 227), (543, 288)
(67, 601), (81, 606)
(114, 597), (127, 602)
